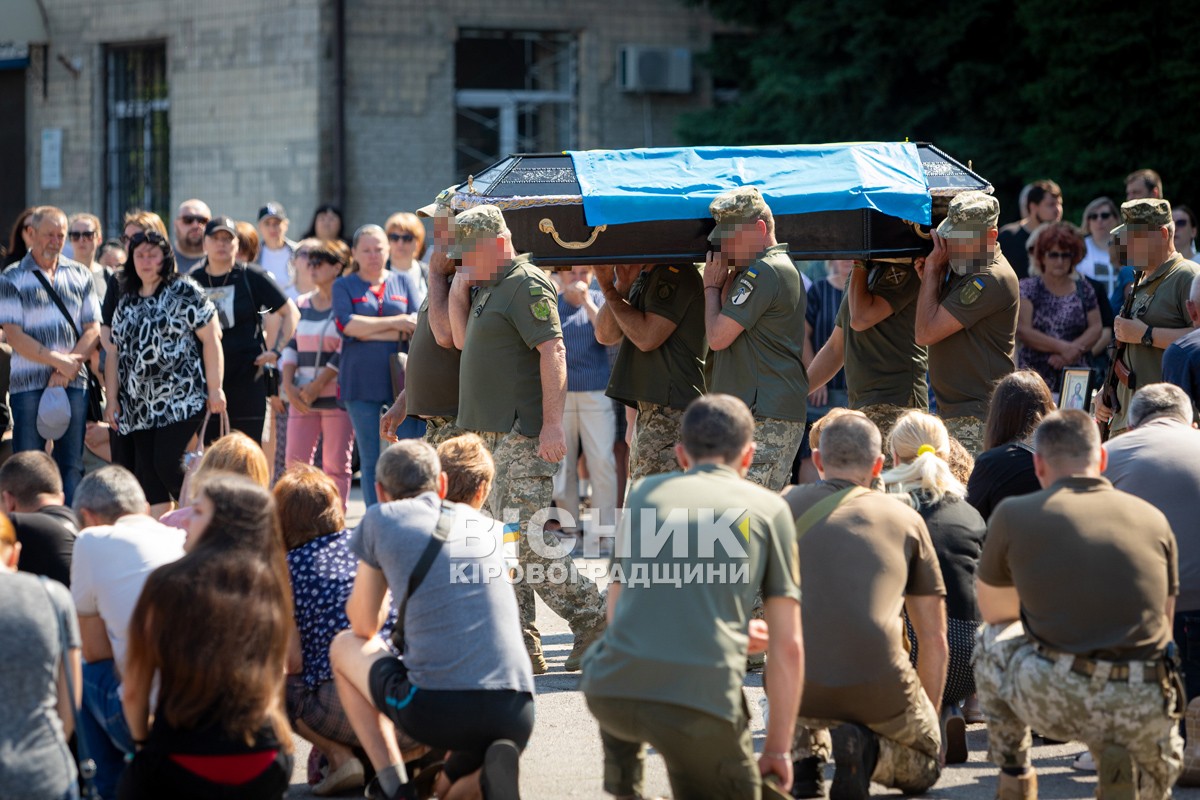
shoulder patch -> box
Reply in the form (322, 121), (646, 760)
(730, 278), (755, 306)
(870, 263), (910, 290)
(530, 296), (553, 321)
(959, 276), (986, 306)
(656, 281), (676, 302)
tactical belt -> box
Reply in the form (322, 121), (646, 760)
(1034, 644), (1167, 682)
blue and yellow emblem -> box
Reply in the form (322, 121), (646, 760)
(959, 276), (986, 306)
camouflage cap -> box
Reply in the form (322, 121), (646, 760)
(449, 203), (509, 257)
(1111, 198), (1173, 238)
(935, 191), (1000, 238)
(416, 185), (458, 219)
(708, 186), (770, 243)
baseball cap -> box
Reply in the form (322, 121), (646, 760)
(449, 204), (509, 258)
(37, 386), (71, 441)
(417, 185), (458, 219)
(204, 216), (238, 237)
(257, 202), (287, 222)
(1111, 198), (1172, 238)
(708, 186), (770, 243)
(935, 191), (1000, 238)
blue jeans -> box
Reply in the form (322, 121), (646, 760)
(345, 400), (387, 507)
(79, 659), (135, 799)
(11, 387), (87, 504)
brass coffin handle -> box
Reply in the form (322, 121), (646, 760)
(906, 220), (932, 240)
(539, 218), (607, 250)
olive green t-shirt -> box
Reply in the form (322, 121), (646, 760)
(928, 250), (1019, 420)
(457, 254), (562, 436)
(783, 479), (944, 723)
(581, 463), (801, 722)
(1113, 254), (1200, 431)
(406, 290), (461, 418)
(606, 264), (708, 410)
(836, 264), (928, 409)
(978, 476), (1177, 660)
(711, 244), (809, 421)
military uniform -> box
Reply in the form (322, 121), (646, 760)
(927, 193), (1019, 457)
(708, 188), (809, 490)
(975, 476), (1183, 798)
(782, 480), (945, 795)
(406, 287), (467, 448)
(454, 207), (606, 659)
(605, 264), (707, 482)
(838, 262), (928, 448)
(582, 463), (800, 800)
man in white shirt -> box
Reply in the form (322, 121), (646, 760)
(257, 201), (299, 300)
(69, 466), (186, 798)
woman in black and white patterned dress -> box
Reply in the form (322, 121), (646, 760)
(103, 231), (225, 517)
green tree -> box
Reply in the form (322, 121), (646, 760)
(680, 0), (1200, 222)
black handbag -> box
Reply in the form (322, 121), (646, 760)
(32, 269), (104, 422)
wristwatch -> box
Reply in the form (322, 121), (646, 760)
(1141, 326), (1155, 346)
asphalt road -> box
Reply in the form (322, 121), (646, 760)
(284, 491), (1198, 799)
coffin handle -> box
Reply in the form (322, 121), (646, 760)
(539, 219), (607, 250)
(906, 220), (932, 240)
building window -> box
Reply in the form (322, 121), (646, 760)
(105, 44), (169, 236)
(454, 30), (577, 178)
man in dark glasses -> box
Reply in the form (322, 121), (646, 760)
(172, 198), (212, 274)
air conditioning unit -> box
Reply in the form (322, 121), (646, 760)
(617, 46), (692, 94)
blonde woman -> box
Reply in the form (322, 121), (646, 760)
(882, 410), (986, 765)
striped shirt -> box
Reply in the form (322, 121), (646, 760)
(0, 253), (100, 394)
(281, 293), (342, 403)
(805, 278), (846, 391)
(558, 289), (610, 392)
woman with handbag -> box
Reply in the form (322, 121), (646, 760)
(282, 240), (356, 506)
(189, 216), (299, 445)
(332, 225), (421, 507)
(119, 475), (293, 800)
(104, 231), (225, 518)
(0, 512), (86, 800)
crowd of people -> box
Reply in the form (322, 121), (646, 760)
(1, 163), (1200, 800)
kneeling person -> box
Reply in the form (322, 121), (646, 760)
(782, 413), (947, 799)
(331, 440), (535, 800)
(974, 410), (1182, 800)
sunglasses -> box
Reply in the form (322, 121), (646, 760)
(1087, 211), (1115, 221)
(308, 255), (343, 268)
(388, 232), (416, 243)
(129, 231), (166, 248)
(68, 230), (96, 240)
(1043, 251), (1073, 261)
(180, 214), (209, 226)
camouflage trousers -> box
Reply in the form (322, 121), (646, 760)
(793, 670), (941, 794)
(745, 417), (806, 491)
(974, 622), (1183, 799)
(859, 403), (913, 465)
(476, 425), (606, 641)
(943, 415), (986, 459)
(630, 402), (685, 483)
(422, 416), (468, 449)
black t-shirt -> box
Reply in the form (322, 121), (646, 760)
(913, 493), (986, 622)
(1087, 277), (1115, 329)
(189, 262), (288, 378)
(101, 270), (121, 326)
(13, 506), (79, 587)
(966, 442), (1041, 521)
(997, 224), (1031, 279)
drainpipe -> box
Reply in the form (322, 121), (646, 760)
(333, 0), (346, 209)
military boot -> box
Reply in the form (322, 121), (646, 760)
(1097, 745), (1136, 800)
(996, 769), (1037, 800)
(564, 619), (606, 672)
(524, 627), (547, 675)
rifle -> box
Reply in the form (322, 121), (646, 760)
(1098, 268), (1146, 441)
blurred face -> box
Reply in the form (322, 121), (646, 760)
(564, 265), (591, 286)
(27, 215), (67, 264)
(68, 220), (99, 265)
(1086, 206), (1118, 241)
(133, 241), (165, 286)
(943, 230), (995, 274)
(307, 254), (343, 289)
(353, 231), (387, 275)
(1126, 180), (1152, 201)
(183, 492), (215, 552)
(259, 216), (287, 248)
(1031, 193), (1063, 224)
(387, 227), (419, 263)
(315, 210), (341, 240)
(175, 203), (210, 249)
(1125, 230), (1160, 269)
(1174, 214), (1194, 253)
(98, 247), (126, 270)
(714, 221), (764, 267)
(203, 230), (239, 267)
(827, 259), (854, 287)
(458, 236), (506, 283)
(123, 223), (144, 247)
(1040, 245), (1075, 280)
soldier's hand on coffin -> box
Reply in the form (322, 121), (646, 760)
(913, 255), (927, 280)
(614, 264), (642, 294)
(704, 251), (730, 289)
(924, 233), (949, 280)
(538, 422), (567, 463)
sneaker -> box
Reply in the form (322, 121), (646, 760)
(312, 756), (364, 796)
(1071, 750), (1096, 772)
(1097, 745), (1136, 800)
(996, 769), (1037, 800)
(791, 755), (827, 798)
(480, 739), (521, 800)
(941, 704), (968, 765)
(564, 622), (606, 672)
(830, 724), (878, 800)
